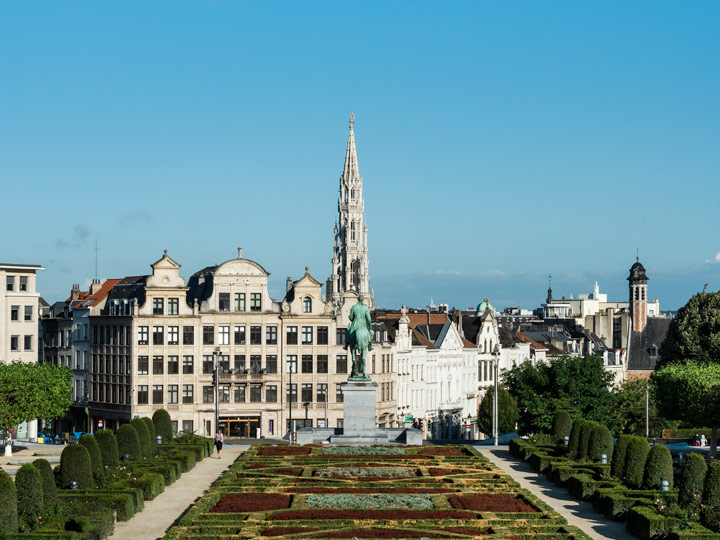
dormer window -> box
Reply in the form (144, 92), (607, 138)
(648, 345), (658, 359)
(303, 297), (312, 313)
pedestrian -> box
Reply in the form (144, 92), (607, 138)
(693, 433), (700, 446)
(700, 434), (707, 447)
(215, 428), (224, 458)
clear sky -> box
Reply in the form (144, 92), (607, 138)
(2, 1), (719, 311)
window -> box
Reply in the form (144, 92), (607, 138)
(250, 293), (261, 311)
(234, 355), (246, 372)
(266, 326), (277, 345)
(152, 384), (164, 404)
(234, 326), (246, 345)
(250, 355), (261, 373)
(153, 355), (164, 374)
(218, 355), (230, 373)
(336, 355), (347, 374)
(218, 326), (230, 345)
(10, 306), (19, 321)
(24, 305), (33, 321)
(168, 384), (178, 404)
(182, 355), (194, 374)
(302, 355), (313, 373)
(168, 326), (179, 345)
(153, 298), (164, 315)
(203, 386), (214, 403)
(19, 276), (27, 291)
(234, 293), (245, 311)
(183, 326), (194, 345)
(250, 326), (262, 345)
(302, 326), (313, 344)
(266, 385), (277, 402)
(266, 355), (277, 373)
(234, 384), (246, 402)
(203, 326), (214, 345)
(317, 355), (328, 373)
(336, 384), (344, 403)
(302, 383), (313, 403)
(286, 383), (297, 403)
(24, 335), (32, 350)
(218, 292), (230, 311)
(138, 385), (149, 404)
(181, 420), (193, 433)
(219, 385), (230, 403)
(138, 326), (149, 345)
(182, 384), (194, 403)
(168, 355), (179, 374)
(648, 345), (658, 359)
(303, 297), (312, 313)
(317, 326), (328, 345)
(152, 326), (164, 345)
(138, 356), (149, 375)
(336, 328), (346, 346)
(317, 383), (328, 403)
(6, 276), (14, 291)
(286, 326), (298, 345)
(202, 355), (214, 374)
(250, 384), (262, 402)
(168, 298), (179, 315)
(286, 355), (297, 374)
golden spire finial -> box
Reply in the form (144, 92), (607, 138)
(349, 113), (355, 128)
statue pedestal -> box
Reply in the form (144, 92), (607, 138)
(339, 381), (377, 437)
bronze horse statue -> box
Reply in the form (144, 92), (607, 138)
(344, 296), (373, 380)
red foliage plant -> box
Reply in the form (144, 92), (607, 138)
(428, 468), (466, 476)
(257, 446), (311, 456)
(211, 493), (291, 513)
(416, 447), (469, 456)
(261, 527), (320, 536)
(448, 494), (538, 513)
(268, 509), (477, 520)
(313, 529), (457, 538)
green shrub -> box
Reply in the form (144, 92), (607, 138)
(678, 453), (708, 509)
(142, 417), (157, 456)
(126, 472), (165, 500)
(588, 424), (614, 463)
(611, 435), (633, 479)
(567, 473), (597, 500)
(0, 469), (18, 534)
(568, 418), (586, 459)
(701, 504), (720, 533)
(117, 423), (141, 460)
(702, 461), (720, 532)
(578, 420), (597, 460)
(15, 463), (43, 531)
(551, 410), (573, 444)
(528, 451), (553, 474)
(58, 443), (93, 489)
(95, 429), (119, 468)
(130, 418), (152, 460)
(152, 409), (173, 443)
(32, 458), (58, 515)
(79, 434), (103, 485)
(641, 444), (674, 490)
(626, 505), (679, 540)
(623, 436), (651, 489)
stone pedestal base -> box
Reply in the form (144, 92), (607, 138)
(339, 381), (377, 437)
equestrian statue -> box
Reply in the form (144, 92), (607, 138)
(344, 296), (373, 381)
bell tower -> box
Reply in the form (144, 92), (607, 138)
(628, 257), (649, 332)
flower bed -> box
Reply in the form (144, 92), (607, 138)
(315, 467), (418, 478)
(261, 526), (321, 536)
(307, 493), (434, 510)
(257, 446), (311, 456)
(428, 467), (466, 476)
(321, 446), (406, 455)
(312, 528), (452, 538)
(267, 509), (478, 520)
(417, 447), (469, 456)
(284, 487), (455, 494)
(210, 493), (291, 513)
(448, 494), (538, 512)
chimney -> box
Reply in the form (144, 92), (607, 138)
(455, 310), (464, 337)
(90, 278), (102, 295)
(286, 276), (293, 293)
(71, 284), (81, 300)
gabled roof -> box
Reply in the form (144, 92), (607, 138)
(628, 317), (671, 371)
(77, 279), (123, 308)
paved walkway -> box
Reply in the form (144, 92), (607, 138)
(0, 442), (65, 476)
(110, 444), (248, 540)
(479, 447), (634, 540)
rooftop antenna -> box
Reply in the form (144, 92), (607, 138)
(636, 247), (639, 263)
(93, 235), (101, 281)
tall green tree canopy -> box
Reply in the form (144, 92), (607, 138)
(476, 386), (519, 437)
(658, 291), (720, 368)
(652, 363), (720, 429)
(502, 355), (616, 434)
(610, 378), (660, 436)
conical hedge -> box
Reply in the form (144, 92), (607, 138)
(642, 444), (673, 489)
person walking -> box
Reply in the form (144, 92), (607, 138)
(214, 428), (224, 458)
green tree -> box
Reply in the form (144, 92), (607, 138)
(95, 429), (119, 468)
(503, 355), (616, 434)
(58, 444), (93, 489)
(588, 424), (614, 463)
(678, 453), (707, 509)
(610, 378), (659, 436)
(152, 409), (173, 443)
(702, 462), (720, 532)
(32, 458), (57, 515)
(79, 434), (103, 485)
(623, 436), (651, 489)
(611, 435), (633, 479)
(15, 463), (43, 531)
(568, 418), (587, 460)
(476, 386), (519, 437)
(0, 362), (72, 456)
(642, 444), (673, 490)
(130, 418), (152, 459)
(117, 423), (140, 460)
(577, 420), (597, 460)
(0, 469), (18, 534)
(142, 417), (157, 456)
(551, 410), (573, 444)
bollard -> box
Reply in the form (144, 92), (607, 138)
(564, 436), (569, 446)
(661, 479), (670, 491)
(601, 453), (607, 464)
(156, 435), (162, 445)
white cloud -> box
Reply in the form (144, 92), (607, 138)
(715, 252), (720, 263)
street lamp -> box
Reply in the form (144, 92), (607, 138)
(645, 383), (650, 440)
(213, 347), (221, 435)
(492, 344), (500, 447)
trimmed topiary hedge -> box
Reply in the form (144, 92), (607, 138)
(623, 436), (651, 489)
(568, 418), (587, 460)
(142, 417), (157, 457)
(59, 443), (94, 490)
(611, 434), (633, 479)
(702, 461), (720, 532)
(79, 433), (103, 485)
(152, 408), (173, 443)
(552, 410), (573, 444)
(32, 458), (58, 515)
(130, 418), (152, 460)
(577, 420), (597, 461)
(588, 424), (614, 463)
(0, 469), (18, 534)
(95, 428), (119, 468)
(642, 444), (674, 490)
(679, 453), (708, 509)
(16, 463), (43, 532)
(117, 423), (141, 460)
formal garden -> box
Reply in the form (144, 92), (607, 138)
(0, 408), (214, 539)
(163, 444), (591, 539)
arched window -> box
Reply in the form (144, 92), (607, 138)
(484, 339), (488, 352)
(351, 188), (355, 200)
(351, 221), (355, 241)
(303, 297), (312, 313)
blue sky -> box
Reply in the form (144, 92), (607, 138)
(2, 2), (718, 310)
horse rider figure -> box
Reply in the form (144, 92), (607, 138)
(344, 296), (373, 380)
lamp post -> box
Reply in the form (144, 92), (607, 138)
(645, 383), (650, 440)
(213, 347), (220, 435)
(492, 344), (500, 447)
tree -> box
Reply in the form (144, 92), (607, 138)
(152, 409), (173, 443)
(32, 458), (58, 516)
(588, 424), (614, 463)
(58, 444), (93, 489)
(652, 363), (720, 457)
(15, 463), (43, 532)
(476, 386), (519, 437)
(95, 429), (119, 468)
(0, 362), (72, 456)
(79, 434), (103, 485)
(130, 418), (152, 460)
(642, 444), (673, 490)
(117, 423), (140, 460)
(610, 378), (659, 436)
(503, 355), (616, 434)
(0, 469), (18, 534)
(142, 417), (157, 457)
(551, 410), (573, 444)
(623, 436), (650, 489)
(678, 453), (707, 509)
